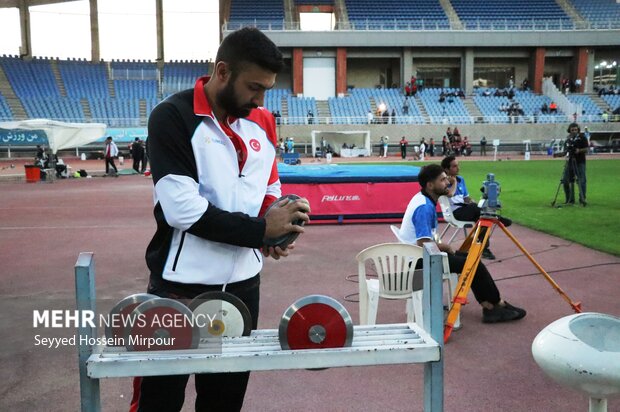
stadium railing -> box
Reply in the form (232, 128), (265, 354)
(223, 18), (620, 31)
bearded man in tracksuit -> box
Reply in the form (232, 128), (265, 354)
(131, 28), (310, 412)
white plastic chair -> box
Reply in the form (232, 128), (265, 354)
(438, 195), (475, 245)
(356, 242), (423, 325)
(389, 225), (461, 329)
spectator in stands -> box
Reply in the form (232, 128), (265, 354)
(131, 137), (145, 173)
(274, 110), (281, 125)
(508, 77), (514, 89)
(411, 83), (418, 97)
(104, 136), (118, 176)
(136, 27), (310, 412)
(398, 164), (526, 323)
(442, 156), (513, 260)
(438, 92), (446, 103)
(367, 109), (374, 124)
(307, 110), (314, 124)
(399, 136), (408, 159)
(541, 102), (549, 114)
(575, 78), (582, 93)
(507, 88), (515, 100)
(446, 127), (452, 140)
(452, 127), (461, 138)
(522, 78), (530, 91)
(494, 89), (502, 97)
(402, 97), (410, 115)
(382, 109), (389, 124)
(480, 136), (487, 156)
(405, 82), (411, 97)
(457, 89), (465, 98)
(549, 102), (558, 114)
(390, 108), (396, 123)
(482, 89), (492, 97)
(601, 110), (609, 122)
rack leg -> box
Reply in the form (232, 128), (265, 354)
(423, 243), (444, 412)
(75, 253), (101, 412)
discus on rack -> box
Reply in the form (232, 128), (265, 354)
(124, 297), (200, 351)
(188, 290), (252, 340)
(263, 194), (306, 250)
(105, 293), (158, 345)
(279, 295), (354, 350)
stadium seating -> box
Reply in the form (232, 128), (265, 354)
(344, 0), (450, 30)
(451, 0), (573, 30)
(228, 0), (284, 30)
(287, 95), (318, 124)
(602, 94), (620, 112)
(474, 88), (568, 123)
(264, 88), (289, 115)
(570, 0), (620, 29)
(59, 59), (109, 99)
(418, 88), (472, 124)
(89, 98), (140, 127)
(1, 56), (61, 99)
(0, 93), (13, 120)
(295, 0), (333, 4)
(567, 94), (603, 122)
(162, 61), (210, 97)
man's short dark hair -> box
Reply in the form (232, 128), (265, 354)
(418, 164), (444, 189)
(216, 27), (284, 75)
(441, 155), (456, 170)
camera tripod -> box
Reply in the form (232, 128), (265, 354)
(551, 155), (584, 208)
(443, 214), (582, 343)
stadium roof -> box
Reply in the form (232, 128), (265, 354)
(0, 0), (70, 7)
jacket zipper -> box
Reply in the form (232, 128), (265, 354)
(172, 231), (186, 271)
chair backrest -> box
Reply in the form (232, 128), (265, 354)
(438, 195), (473, 226)
(356, 242), (423, 298)
(390, 224), (406, 243)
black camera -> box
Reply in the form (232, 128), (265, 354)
(564, 137), (578, 156)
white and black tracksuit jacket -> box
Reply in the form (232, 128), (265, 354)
(145, 76), (281, 287)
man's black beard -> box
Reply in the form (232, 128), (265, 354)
(216, 80), (257, 119)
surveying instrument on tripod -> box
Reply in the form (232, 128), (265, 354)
(444, 174), (582, 343)
(551, 123), (588, 208)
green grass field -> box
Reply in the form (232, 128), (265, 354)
(364, 158), (620, 256)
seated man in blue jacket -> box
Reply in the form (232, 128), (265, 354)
(398, 164), (525, 324)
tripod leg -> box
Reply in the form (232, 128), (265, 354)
(444, 219), (494, 343)
(496, 223), (582, 313)
(552, 158), (570, 207)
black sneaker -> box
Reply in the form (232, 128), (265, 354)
(580, 200), (587, 207)
(482, 305), (522, 323)
(482, 249), (496, 260)
(502, 302), (526, 320)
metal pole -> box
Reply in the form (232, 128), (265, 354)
(423, 243), (444, 412)
(75, 252), (100, 412)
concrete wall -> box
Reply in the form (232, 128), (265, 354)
(275, 122), (620, 152)
(347, 58), (399, 88)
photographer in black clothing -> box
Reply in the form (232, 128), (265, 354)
(562, 123), (588, 206)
